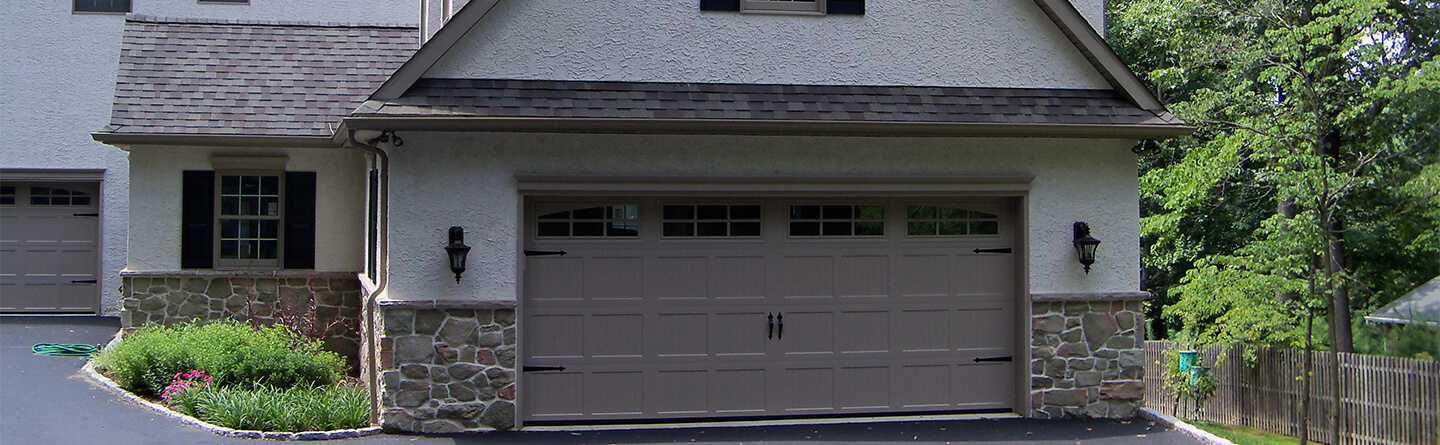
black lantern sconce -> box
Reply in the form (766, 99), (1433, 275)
(444, 226), (471, 283)
(1073, 222), (1101, 274)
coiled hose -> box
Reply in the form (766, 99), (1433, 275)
(32, 343), (99, 358)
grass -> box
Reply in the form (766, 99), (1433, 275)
(1190, 420), (1307, 445)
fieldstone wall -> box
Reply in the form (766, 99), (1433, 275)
(1030, 298), (1147, 419)
(374, 301), (517, 433)
(118, 271), (364, 368)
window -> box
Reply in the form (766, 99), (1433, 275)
(29, 186), (92, 206)
(1, 186), (17, 206)
(743, 0), (822, 13)
(198, 0), (247, 3)
(216, 174), (282, 268)
(537, 205), (639, 238)
(789, 204), (884, 237)
(906, 205), (1000, 236)
(662, 204), (761, 237)
(73, 0), (131, 13)
(181, 170), (315, 270)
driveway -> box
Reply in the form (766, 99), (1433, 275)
(0, 316), (1202, 444)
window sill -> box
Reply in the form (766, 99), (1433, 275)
(739, 9), (826, 16)
(120, 269), (358, 279)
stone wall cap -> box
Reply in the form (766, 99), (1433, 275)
(1031, 291), (1150, 302)
(377, 299), (517, 310)
(120, 269), (360, 279)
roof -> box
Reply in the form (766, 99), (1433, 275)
(1366, 276), (1440, 327)
(95, 15), (417, 145)
(343, 78), (1189, 138)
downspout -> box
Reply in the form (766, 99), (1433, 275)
(349, 129), (389, 425)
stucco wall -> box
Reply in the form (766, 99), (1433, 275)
(424, 0), (1111, 89)
(126, 146), (368, 272)
(379, 133), (1142, 304)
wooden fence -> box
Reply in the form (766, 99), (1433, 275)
(1144, 341), (1440, 445)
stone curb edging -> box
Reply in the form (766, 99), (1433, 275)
(83, 331), (383, 441)
(1138, 408), (1235, 445)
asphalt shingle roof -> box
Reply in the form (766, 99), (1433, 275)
(104, 15), (416, 138)
(362, 78), (1185, 127)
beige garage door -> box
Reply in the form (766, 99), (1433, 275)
(521, 197), (1017, 424)
(0, 182), (100, 313)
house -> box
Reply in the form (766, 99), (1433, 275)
(95, 0), (1192, 433)
(1366, 276), (1440, 328)
(0, 1), (414, 315)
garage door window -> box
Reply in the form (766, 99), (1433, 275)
(906, 205), (999, 236)
(29, 186), (92, 206)
(789, 204), (884, 237)
(538, 205), (639, 238)
(0, 186), (14, 205)
(662, 204), (761, 237)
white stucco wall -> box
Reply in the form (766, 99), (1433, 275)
(126, 146), (368, 272)
(424, 0), (1111, 89)
(379, 134), (1141, 304)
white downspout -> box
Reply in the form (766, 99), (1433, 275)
(349, 129), (389, 425)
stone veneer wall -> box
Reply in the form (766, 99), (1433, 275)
(1029, 296), (1148, 419)
(118, 271), (364, 367)
(374, 300), (517, 433)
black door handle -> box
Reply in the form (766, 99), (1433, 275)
(777, 313), (783, 340)
(973, 248), (1012, 254)
(71, 280), (98, 284)
(522, 365), (567, 372)
(767, 313), (774, 339)
(973, 356), (1013, 363)
(524, 250), (567, 256)
(73, 213), (100, 217)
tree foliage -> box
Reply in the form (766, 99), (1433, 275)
(1109, 0), (1440, 351)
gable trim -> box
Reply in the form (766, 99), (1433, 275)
(1030, 0), (1163, 111)
(370, 0), (503, 101)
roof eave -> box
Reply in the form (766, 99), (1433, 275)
(342, 116), (1196, 139)
(92, 132), (340, 150)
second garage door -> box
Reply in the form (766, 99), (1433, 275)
(521, 197), (1018, 423)
(0, 182), (100, 313)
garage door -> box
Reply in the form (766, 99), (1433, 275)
(0, 182), (100, 313)
(521, 197), (1017, 424)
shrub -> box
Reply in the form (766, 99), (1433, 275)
(183, 383), (371, 432)
(93, 320), (346, 395)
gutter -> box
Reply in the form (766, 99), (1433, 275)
(91, 133), (338, 150)
(346, 129), (390, 425)
(341, 116), (1196, 139)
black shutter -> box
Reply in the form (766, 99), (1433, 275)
(827, 0), (863, 14)
(284, 172), (316, 269)
(700, 0), (740, 11)
(181, 171), (215, 269)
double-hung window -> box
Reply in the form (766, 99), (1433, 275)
(73, 0), (131, 13)
(216, 173), (283, 268)
(182, 167), (315, 270)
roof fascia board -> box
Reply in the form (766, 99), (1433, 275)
(1031, 0), (1165, 111)
(516, 174), (1036, 196)
(92, 133), (340, 150)
(342, 116), (1195, 139)
(370, 0), (502, 101)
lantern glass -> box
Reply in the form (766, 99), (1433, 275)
(445, 226), (471, 283)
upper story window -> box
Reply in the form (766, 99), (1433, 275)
(537, 205), (639, 238)
(743, 0), (822, 13)
(73, 0), (131, 13)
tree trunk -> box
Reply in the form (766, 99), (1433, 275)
(1300, 305), (1313, 445)
(1328, 221), (1353, 353)
(1278, 199), (1299, 302)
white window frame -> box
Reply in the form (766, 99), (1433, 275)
(742, 0), (824, 14)
(214, 170), (285, 270)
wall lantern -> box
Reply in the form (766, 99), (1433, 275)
(444, 226), (471, 283)
(1073, 222), (1101, 274)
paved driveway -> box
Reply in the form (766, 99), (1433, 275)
(0, 316), (1201, 445)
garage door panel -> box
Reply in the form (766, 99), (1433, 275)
(776, 367), (834, 412)
(648, 257), (708, 301)
(776, 310), (833, 356)
(835, 255), (888, 298)
(585, 371), (644, 416)
(778, 256), (833, 300)
(711, 312), (768, 356)
(586, 314), (644, 358)
(587, 257), (643, 301)
(895, 309), (951, 352)
(712, 368), (767, 413)
(953, 308), (1011, 350)
(653, 313), (708, 357)
(527, 314), (585, 359)
(711, 256), (766, 300)
(894, 364), (952, 408)
(526, 257), (584, 303)
(525, 372), (585, 418)
(954, 255), (1012, 295)
(652, 370), (709, 414)
(899, 255), (949, 297)
(835, 310), (888, 354)
(836, 366), (889, 410)
(954, 363), (1016, 408)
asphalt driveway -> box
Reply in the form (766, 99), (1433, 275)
(0, 316), (1202, 445)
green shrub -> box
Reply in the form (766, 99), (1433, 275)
(183, 384), (371, 432)
(93, 320), (346, 395)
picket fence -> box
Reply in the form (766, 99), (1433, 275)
(1143, 341), (1440, 445)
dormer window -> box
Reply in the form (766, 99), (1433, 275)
(700, 0), (862, 15)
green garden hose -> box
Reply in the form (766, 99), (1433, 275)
(32, 343), (99, 358)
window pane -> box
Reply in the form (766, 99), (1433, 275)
(260, 176), (279, 195)
(0, 186), (14, 195)
(821, 205), (852, 219)
(790, 205), (820, 220)
(822, 221), (851, 236)
(0, 197), (12, 205)
(908, 221), (936, 236)
(262, 197), (280, 216)
(220, 240), (239, 258)
(940, 207), (967, 219)
(663, 222), (694, 237)
(258, 240), (278, 259)
(790, 221), (820, 236)
(30, 197), (50, 205)
(855, 222), (885, 236)
(538, 210), (571, 220)
(696, 205), (728, 220)
(259, 220), (278, 238)
(537, 222), (569, 237)
(607, 222), (639, 237)
(731, 205), (761, 220)
(662, 205), (693, 220)
(696, 222), (728, 237)
(612, 205), (638, 220)
(971, 221), (999, 235)
(908, 205), (935, 219)
(73, 197), (91, 206)
(221, 219), (239, 238)
(573, 222), (604, 236)
(222, 176), (240, 195)
(856, 205), (884, 220)
(940, 221), (969, 235)
(572, 207), (606, 220)
(731, 222), (761, 236)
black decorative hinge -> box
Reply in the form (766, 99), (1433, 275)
(973, 356), (1013, 363)
(71, 280), (98, 284)
(973, 248), (1012, 254)
(522, 365), (567, 372)
(73, 213), (100, 217)
(524, 250), (568, 257)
